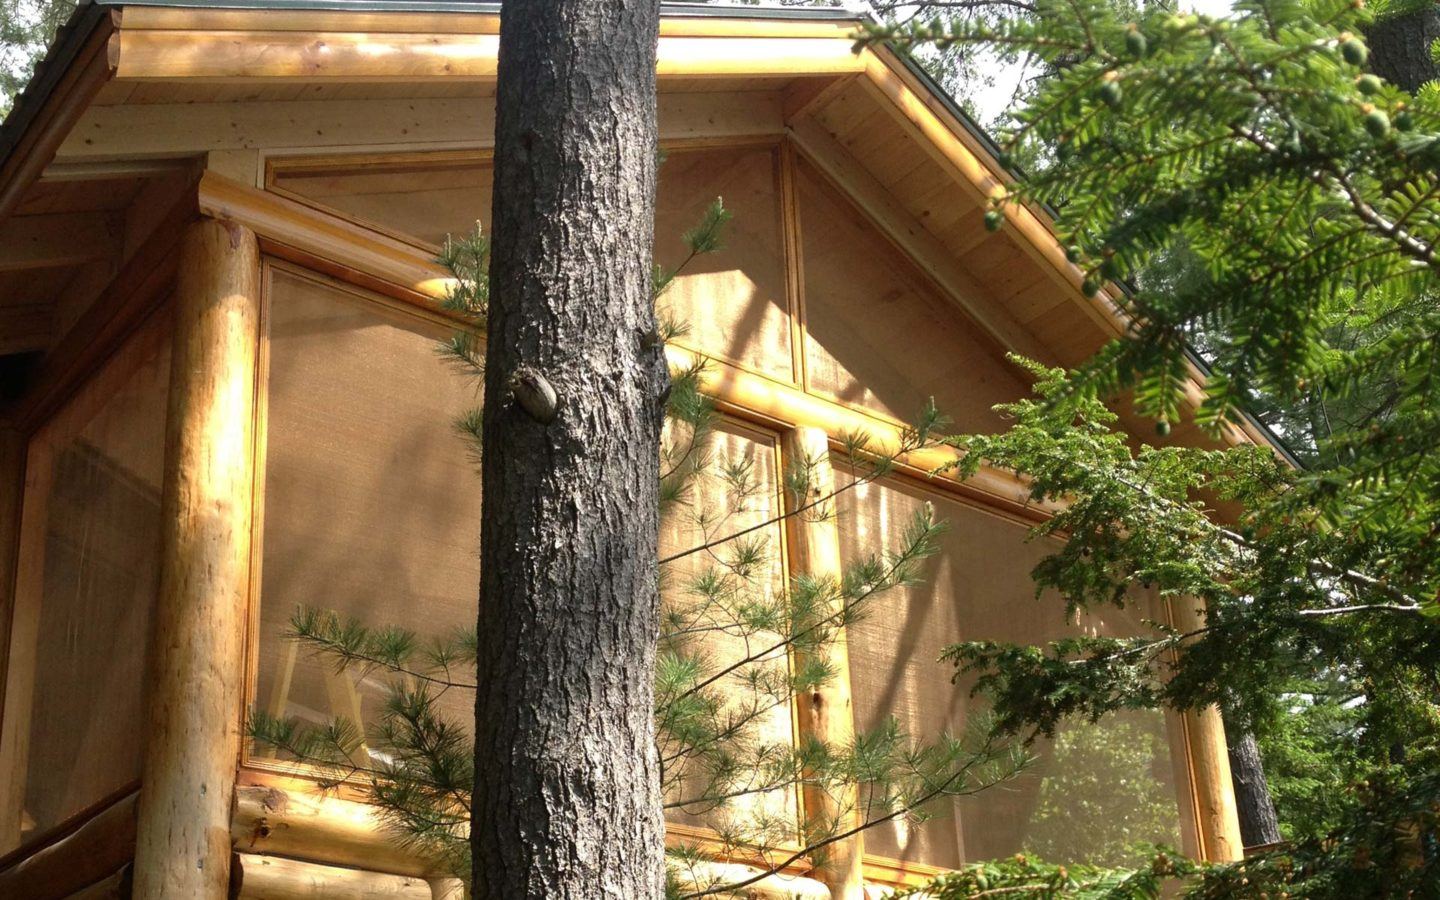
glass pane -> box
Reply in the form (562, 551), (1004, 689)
(796, 157), (1028, 432)
(655, 146), (793, 382)
(254, 268), (481, 756)
(658, 418), (797, 839)
(0, 316), (171, 854)
(836, 472), (1183, 868)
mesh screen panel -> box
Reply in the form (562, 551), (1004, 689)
(255, 269), (482, 753)
(795, 156), (1026, 432)
(272, 146), (793, 381)
(1, 316), (170, 853)
(659, 419), (797, 836)
(654, 146), (794, 382)
(272, 159), (493, 249)
(836, 471), (1183, 868)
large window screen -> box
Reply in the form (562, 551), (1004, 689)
(0, 316), (171, 854)
(253, 268), (482, 756)
(658, 418), (797, 838)
(836, 472), (1184, 869)
(795, 156), (1027, 432)
(270, 145), (793, 382)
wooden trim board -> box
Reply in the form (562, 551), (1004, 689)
(110, 30), (863, 83)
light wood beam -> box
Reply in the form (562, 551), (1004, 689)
(121, 6), (861, 39)
(232, 784), (450, 878)
(782, 426), (865, 899)
(788, 117), (1053, 364)
(132, 217), (260, 900)
(197, 171), (450, 306)
(1168, 596), (1244, 862)
(56, 92), (785, 161)
(0, 213), (120, 271)
(230, 784), (827, 899)
(234, 853), (437, 900)
(110, 30), (863, 82)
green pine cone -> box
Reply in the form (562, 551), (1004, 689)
(1365, 109), (1391, 138)
(1126, 29), (1147, 58)
(1340, 37), (1367, 66)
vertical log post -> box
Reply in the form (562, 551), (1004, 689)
(782, 426), (865, 900)
(1169, 596), (1244, 862)
(132, 217), (259, 899)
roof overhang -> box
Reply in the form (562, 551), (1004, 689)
(0, 0), (1296, 464)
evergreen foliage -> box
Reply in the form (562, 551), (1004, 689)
(851, 1), (1440, 891)
(250, 207), (1032, 896)
(907, 767), (1440, 898)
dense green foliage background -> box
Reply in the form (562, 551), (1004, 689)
(862, 0), (1440, 892)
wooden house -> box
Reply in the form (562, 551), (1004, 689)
(0, 2), (1277, 897)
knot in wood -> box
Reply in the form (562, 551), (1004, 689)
(509, 365), (559, 424)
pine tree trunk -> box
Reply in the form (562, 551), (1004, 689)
(1366, 6), (1440, 94)
(1225, 729), (1282, 849)
(471, 2), (666, 899)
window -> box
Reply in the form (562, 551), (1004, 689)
(836, 472), (1185, 869)
(658, 417), (797, 838)
(253, 267), (482, 754)
(0, 315), (171, 854)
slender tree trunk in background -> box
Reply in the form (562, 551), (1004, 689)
(1366, 5), (1440, 93)
(1225, 727), (1282, 849)
(471, 1), (666, 898)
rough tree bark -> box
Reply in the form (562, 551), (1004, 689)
(472, 2), (666, 899)
(1225, 726), (1282, 849)
(1366, 5), (1440, 94)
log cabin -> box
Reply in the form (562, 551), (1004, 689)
(0, 2), (1284, 897)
